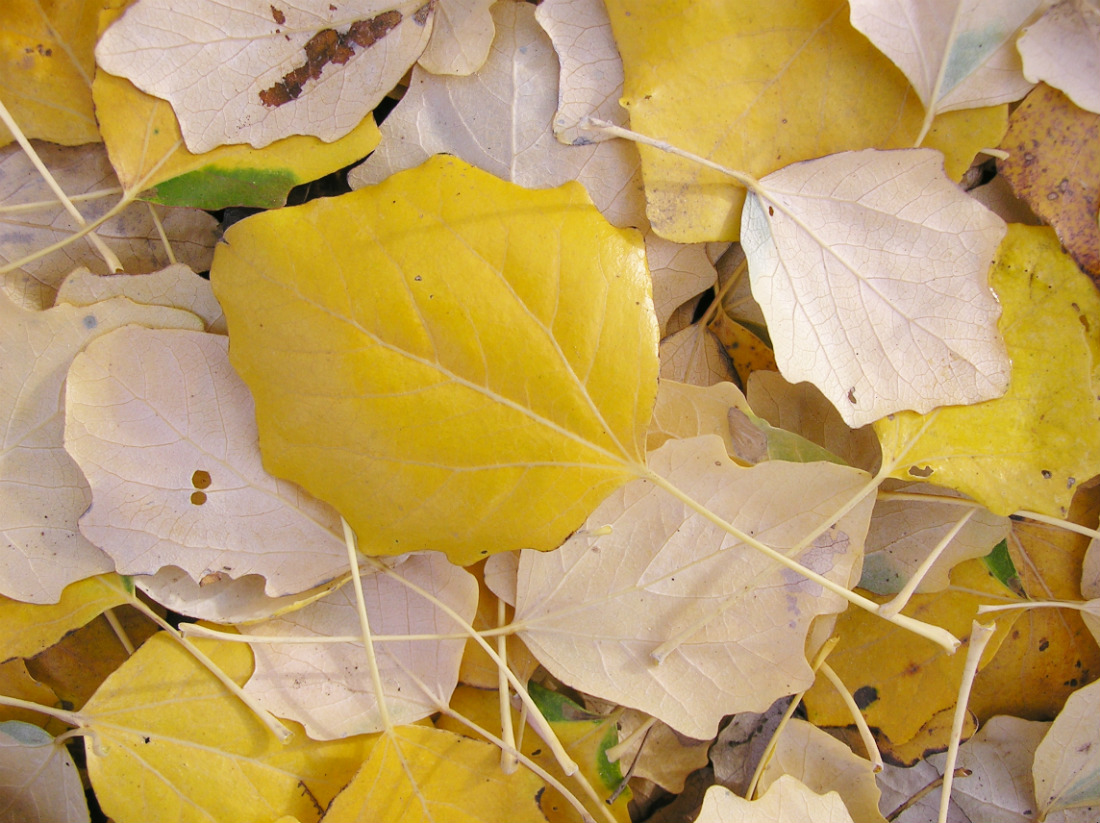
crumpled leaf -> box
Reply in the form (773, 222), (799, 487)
(535, 0), (627, 145)
(0, 721), (89, 823)
(1018, 0), (1100, 115)
(746, 371), (881, 473)
(695, 776), (856, 823)
(349, 1), (647, 230)
(320, 725), (547, 823)
(0, 0), (111, 146)
(55, 265), (226, 333)
(511, 435), (874, 739)
(64, 327), (350, 597)
(0, 143), (218, 310)
(91, 11), (382, 211)
(998, 84), (1100, 280)
(95, 0), (433, 154)
(803, 557), (1019, 748)
(758, 718), (887, 823)
(743, 148), (1009, 427)
(416, 0), (494, 75)
(1034, 678), (1100, 817)
(241, 553), (477, 740)
(438, 683), (632, 823)
(0, 291), (203, 604)
(859, 483), (1010, 594)
(848, 0), (1040, 117)
(875, 224), (1100, 517)
(0, 575), (126, 659)
(83, 633), (376, 823)
(602, 0), (1008, 242)
(212, 155), (658, 565)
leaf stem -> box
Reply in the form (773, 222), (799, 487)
(1013, 509), (1100, 541)
(0, 695), (85, 727)
(818, 661), (883, 772)
(879, 507), (976, 618)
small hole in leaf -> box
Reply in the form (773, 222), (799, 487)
(192, 470), (212, 489)
(1041, 470), (1052, 479)
(190, 491), (208, 505)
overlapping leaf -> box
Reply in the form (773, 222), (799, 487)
(1018, 0), (1100, 115)
(0, 721), (89, 823)
(212, 155), (658, 565)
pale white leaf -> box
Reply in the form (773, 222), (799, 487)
(848, 0), (1041, 114)
(1034, 678), (1100, 817)
(55, 264), (226, 334)
(349, 1), (647, 229)
(417, 0), (494, 75)
(512, 435), (873, 739)
(647, 234), (718, 336)
(0, 722), (89, 823)
(95, 0), (433, 153)
(758, 718), (887, 823)
(646, 380), (751, 457)
(242, 552), (477, 739)
(64, 327), (350, 597)
(1018, 0), (1100, 114)
(535, 0), (626, 144)
(859, 482), (1010, 593)
(694, 776), (856, 823)
(0, 295), (202, 603)
(0, 143), (217, 310)
(659, 324), (735, 387)
(743, 148), (1009, 427)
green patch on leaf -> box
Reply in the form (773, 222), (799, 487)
(146, 166), (299, 210)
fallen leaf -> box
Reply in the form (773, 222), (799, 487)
(1034, 678), (1100, 817)
(535, 0), (627, 145)
(0, 575), (126, 658)
(602, 0), (1008, 241)
(95, 0), (433, 153)
(320, 724), (547, 823)
(877, 758), (973, 822)
(875, 224), (1100, 517)
(802, 557), (1019, 747)
(91, 15), (382, 210)
(708, 307), (778, 388)
(710, 699), (792, 796)
(456, 560), (538, 690)
(512, 435), (873, 739)
(695, 776), (856, 823)
(0, 660), (61, 729)
(349, 1), (647, 229)
(743, 148), (1009, 427)
(646, 379), (752, 458)
(848, 0), (1039, 121)
(0, 0), (110, 146)
(746, 371), (882, 473)
(1018, 0), (1100, 115)
(659, 324), (736, 386)
(0, 293), (203, 604)
(0, 143), (217, 310)
(64, 327), (351, 597)
(416, 0), (494, 75)
(241, 553), (477, 740)
(83, 633), (376, 823)
(212, 155), (658, 565)
(758, 718), (887, 823)
(612, 709), (711, 794)
(0, 721), (89, 823)
(647, 234), (717, 335)
(860, 483), (1010, 594)
(997, 84), (1100, 280)
(55, 265), (226, 333)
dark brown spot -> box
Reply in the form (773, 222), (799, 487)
(413, 2), (432, 25)
(1038, 637), (1049, 651)
(191, 491), (208, 506)
(853, 685), (878, 709)
(259, 11), (403, 107)
(192, 469), (212, 489)
(271, 5), (286, 24)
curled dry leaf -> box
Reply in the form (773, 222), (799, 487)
(64, 327), (351, 597)
(95, 0), (433, 153)
(743, 148), (1010, 428)
(512, 435), (874, 739)
(241, 553), (477, 740)
(349, 1), (647, 229)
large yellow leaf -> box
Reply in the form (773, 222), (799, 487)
(212, 155), (658, 565)
(875, 225), (1100, 517)
(602, 0), (1008, 242)
(321, 725), (547, 823)
(83, 633), (376, 823)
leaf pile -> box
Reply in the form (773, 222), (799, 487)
(2, 1), (1100, 822)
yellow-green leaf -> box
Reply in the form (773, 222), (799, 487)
(602, 0), (1007, 242)
(83, 633), (376, 823)
(211, 155), (658, 565)
(0, 575), (126, 660)
(875, 224), (1100, 517)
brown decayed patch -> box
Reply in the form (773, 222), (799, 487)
(259, 11), (403, 107)
(270, 5), (286, 25)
